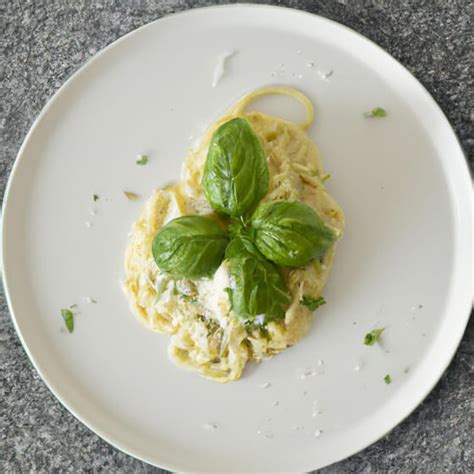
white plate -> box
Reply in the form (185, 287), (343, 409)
(2, 5), (472, 472)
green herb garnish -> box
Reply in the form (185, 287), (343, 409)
(180, 294), (197, 304)
(152, 216), (228, 279)
(151, 117), (340, 326)
(384, 374), (392, 384)
(202, 117), (269, 218)
(364, 328), (385, 346)
(321, 174), (331, 182)
(136, 154), (149, 166)
(93, 194), (99, 202)
(225, 236), (290, 324)
(251, 201), (336, 266)
(301, 296), (326, 311)
(364, 107), (387, 118)
(61, 307), (75, 333)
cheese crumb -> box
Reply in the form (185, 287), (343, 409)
(202, 423), (218, 431)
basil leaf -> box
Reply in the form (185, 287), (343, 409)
(301, 296), (326, 311)
(251, 200), (336, 267)
(225, 233), (260, 259)
(152, 216), (229, 279)
(202, 117), (269, 218)
(225, 237), (291, 324)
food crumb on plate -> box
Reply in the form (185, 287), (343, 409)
(257, 418), (274, 439)
(136, 154), (148, 165)
(312, 400), (322, 417)
(123, 191), (140, 201)
(212, 50), (237, 87)
(298, 369), (314, 380)
(202, 422), (218, 431)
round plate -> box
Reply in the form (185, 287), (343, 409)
(2, 5), (471, 472)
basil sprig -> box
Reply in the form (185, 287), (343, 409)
(152, 117), (337, 325)
(202, 117), (269, 218)
(152, 216), (228, 279)
(301, 296), (326, 311)
(251, 201), (336, 266)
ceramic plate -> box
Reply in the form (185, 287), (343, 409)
(2, 5), (471, 472)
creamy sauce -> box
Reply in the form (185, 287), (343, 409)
(197, 262), (231, 328)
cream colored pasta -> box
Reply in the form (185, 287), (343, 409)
(124, 87), (345, 383)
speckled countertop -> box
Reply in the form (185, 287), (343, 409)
(1, 1), (472, 472)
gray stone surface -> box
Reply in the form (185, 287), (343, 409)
(0, 0), (472, 472)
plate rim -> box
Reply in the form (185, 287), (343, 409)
(2, 3), (472, 471)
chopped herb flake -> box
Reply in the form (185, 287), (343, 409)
(321, 174), (331, 182)
(364, 328), (385, 345)
(61, 308), (74, 333)
(180, 294), (197, 303)
(136, 154), (149, 166)
(93, 194), (99, 201)
(384, 374), (392, 384)
(124, 191), (140, 201)
(70, 304), (78, 309)
(301, 296), (326, 311)
(364, 107), (387, 118)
